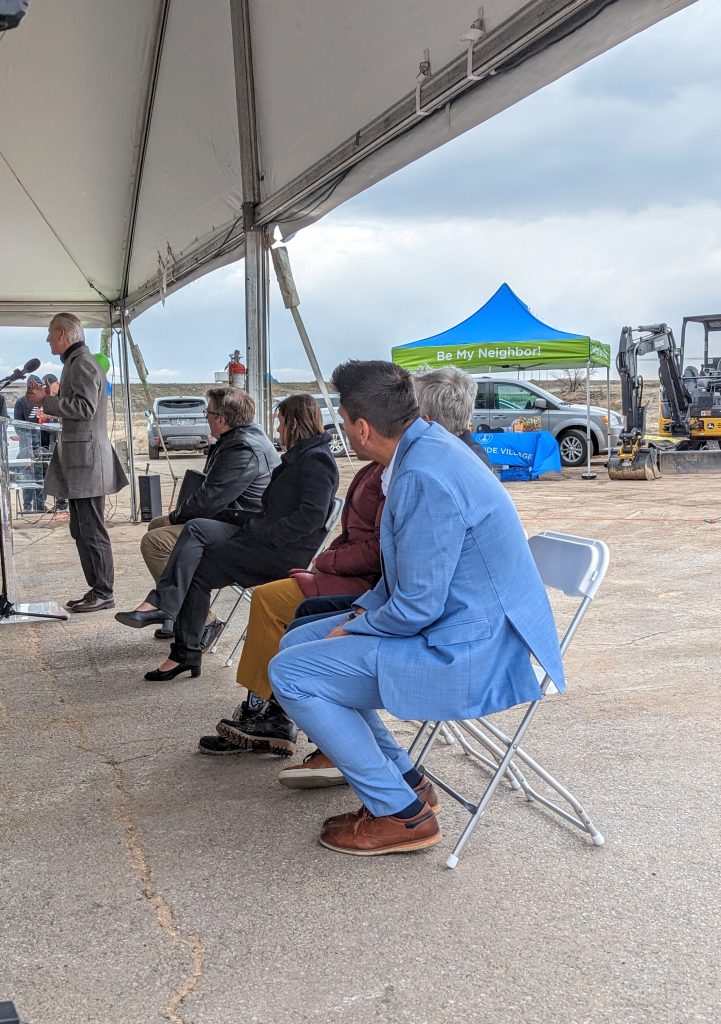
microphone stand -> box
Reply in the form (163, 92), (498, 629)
(0, 376), (68, 622)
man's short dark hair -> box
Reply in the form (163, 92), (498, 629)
(331, 360), (418, 439)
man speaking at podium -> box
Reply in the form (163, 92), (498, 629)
(27, 313), (128, 612)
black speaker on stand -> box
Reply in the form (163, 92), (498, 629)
(138, 474), (162, 522)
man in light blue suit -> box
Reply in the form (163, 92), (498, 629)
(269, 360), (564, 857)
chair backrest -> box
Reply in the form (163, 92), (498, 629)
(528, 530), (609, 661)
(306, 496), (344, 567)
(528, 531), (609, 600)
(323, 496), (344, 535)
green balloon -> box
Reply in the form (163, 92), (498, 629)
(93, 352), (110, 374)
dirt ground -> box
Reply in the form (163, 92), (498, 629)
(1, 453), (719, 1024)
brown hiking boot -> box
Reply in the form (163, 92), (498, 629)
(319, 802), (441, 856)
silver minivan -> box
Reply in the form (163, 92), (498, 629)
(273, 393), (347, 457)
(471, 376), (622, 467)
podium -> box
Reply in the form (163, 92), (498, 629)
(0, 415), (67, 624)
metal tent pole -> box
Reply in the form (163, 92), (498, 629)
(231, 0), (270, 434)
(581, 359), (596, 480)
(606, 364), (611, 464)
(270, 244), (353, 466)
(118, 311), (139, 520)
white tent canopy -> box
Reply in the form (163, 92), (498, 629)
(0, 0), (697, 515)
(1, 0), (695, 328)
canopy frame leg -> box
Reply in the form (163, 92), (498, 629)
(231, 0), (271, 434)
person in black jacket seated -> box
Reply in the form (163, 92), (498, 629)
(115, 394), (340, 683)
(140, 386), (280, 647)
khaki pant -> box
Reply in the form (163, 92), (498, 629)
(236, 577), (304, 700)
(140, 515), (183, 584)
(140, 514), (214, 625)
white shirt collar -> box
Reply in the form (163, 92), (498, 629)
(380, 446), (399, 496)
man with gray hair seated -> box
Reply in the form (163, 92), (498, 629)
(140, 386), (280, 646)
(413, 366), (491, 467)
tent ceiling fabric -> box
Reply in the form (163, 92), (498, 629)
(0, 0), (697, 328)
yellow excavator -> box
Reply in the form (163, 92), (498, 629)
(608, 316), (721, 480)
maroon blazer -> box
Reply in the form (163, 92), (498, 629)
(288, 461), (384, 598)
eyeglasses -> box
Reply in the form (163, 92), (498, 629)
(205, 409), (221, 419)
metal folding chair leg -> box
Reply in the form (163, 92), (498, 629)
(445, 720), (523, 791)
(472, 715), (604, 845)
(223, 622), (249, 668)
(209, 588), (247, 654)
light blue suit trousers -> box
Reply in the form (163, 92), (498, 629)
(269, 613), (417, 817)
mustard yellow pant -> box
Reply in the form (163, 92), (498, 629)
(235, 577), (304, 699)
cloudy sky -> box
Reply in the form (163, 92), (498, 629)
(2, 0), (719, 384)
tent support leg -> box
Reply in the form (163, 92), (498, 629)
(581, 359), (596, 480)
(606, 365), (611, 465)
(270, 245), (354, 467)
(231, 0), (271, 435)
(118, 311), (139, 521)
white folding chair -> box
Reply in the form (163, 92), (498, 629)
(407, 530), (610, 868)
(210, 496), (345, 665)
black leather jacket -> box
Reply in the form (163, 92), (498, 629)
(169, 422), (280, 525)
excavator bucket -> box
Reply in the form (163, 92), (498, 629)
(607, 446), (660, 481)
(658, 447), (721, 474)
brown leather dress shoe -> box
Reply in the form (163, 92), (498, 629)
(68, 593), (115, 613)
(319, 802), (441, 856)
(321, 774), (440, 835)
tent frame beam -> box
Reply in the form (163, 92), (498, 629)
(115, 0), (172, 521)
(256, 0), (608, 227)
(231, 0), (270, 431)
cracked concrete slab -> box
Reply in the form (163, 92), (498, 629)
(1, 458), (719, 1023)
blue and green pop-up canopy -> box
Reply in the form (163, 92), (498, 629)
(392, 283), (610, 372)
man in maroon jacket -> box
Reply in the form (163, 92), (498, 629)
(197, 460), (384, 757)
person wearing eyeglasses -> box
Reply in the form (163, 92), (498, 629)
(115, 394), (340, 682)
(139, 387), (279, 648)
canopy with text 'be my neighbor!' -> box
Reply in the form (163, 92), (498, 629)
(392, 283), (610, 372)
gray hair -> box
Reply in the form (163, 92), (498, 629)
(50, 312), (85, 345)
(205, 386), (255, 428)
(413, 366), (477, 435)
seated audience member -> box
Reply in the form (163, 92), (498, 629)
(267, 360), (564, 857)
(198, 459), (384, 756)
(413, 366), (492, 467)
(115, 394), (339, 682)
(274, 362), (496, 788)
(140, 387), (279, 646)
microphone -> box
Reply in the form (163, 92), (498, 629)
(0, 357), (42, 386)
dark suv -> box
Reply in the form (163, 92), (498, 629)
(147, 396), (210, 459)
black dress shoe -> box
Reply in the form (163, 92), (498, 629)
(70, 594), (115, 613)
(154, 618), (175, 640)
(65, 590), (94, 610)
(144, 663), (201, 681)
(115, 609), (167, 629)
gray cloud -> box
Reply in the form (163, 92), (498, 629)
(342, 0), (721, 222)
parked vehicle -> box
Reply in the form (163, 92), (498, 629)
(470, 376), (623, 468)
(272, 392), (348, 457)
(146, 396), (210, 459)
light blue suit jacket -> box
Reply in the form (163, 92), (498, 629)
(344, 418), (565, 720)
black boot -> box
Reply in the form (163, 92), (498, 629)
(217, 698), (297, 756)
